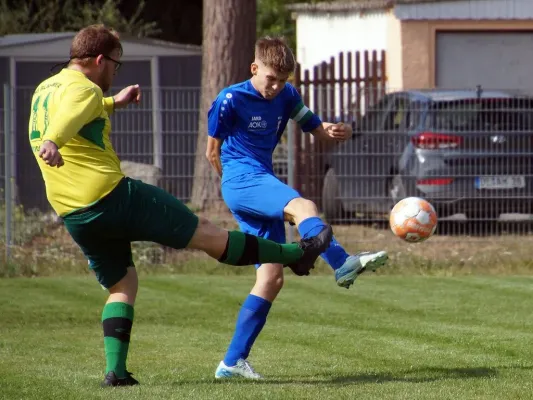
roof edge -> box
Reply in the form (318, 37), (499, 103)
(286, 1), (393, 13)
(0, 32), (201, 52)
(287, 0), (485, 14)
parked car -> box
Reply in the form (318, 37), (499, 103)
(322, 89), (533, 223)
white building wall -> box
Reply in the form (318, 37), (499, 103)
(294, 10), (388, 126)
(295, 11), (388, 74)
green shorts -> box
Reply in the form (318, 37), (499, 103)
(63, 177), (199, 289)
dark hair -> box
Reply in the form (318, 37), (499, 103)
(255, 36), (295, 74)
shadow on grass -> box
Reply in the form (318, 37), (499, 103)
(324, 366), (498, 385)
(169, 365), (527, 386)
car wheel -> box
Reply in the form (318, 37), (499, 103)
(322, 168), (345, 224)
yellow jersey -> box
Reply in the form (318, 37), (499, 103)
(28, 68), (124, 216)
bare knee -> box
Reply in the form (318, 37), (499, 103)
(252, 264), (284, 302)
(261, 269), (284, 292)
(108, 266), (138, 305)
(187, 217), (228, 259)
(284, 197), (319, 226)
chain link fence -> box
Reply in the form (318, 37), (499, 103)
(1, 83), (533, 276)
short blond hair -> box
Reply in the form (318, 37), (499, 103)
(255, 36), (295, 74)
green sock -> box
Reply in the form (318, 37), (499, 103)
(219, 231), (304, 266)
(102, 302), (134, 378)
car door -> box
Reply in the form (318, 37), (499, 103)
(333, 95), (393, 215)
(358, 94), (413, 213)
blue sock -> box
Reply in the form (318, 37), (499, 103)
(223, 294), (272, 366)
(297, 216), (349, 270)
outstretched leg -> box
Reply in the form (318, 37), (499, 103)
(285, 197), (388, 289)
(127, 178), (327, 270)
(186, 217), (328, 269)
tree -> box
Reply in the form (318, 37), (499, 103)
(190, 0), (257, 211)
(0, 0), (158, 37)
(257, 0), (321, 52)
(118, 0), (202, 45)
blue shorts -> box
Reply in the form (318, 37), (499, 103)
(222, 172), (301, 255)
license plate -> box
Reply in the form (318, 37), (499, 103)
(475, 176), (525, 189)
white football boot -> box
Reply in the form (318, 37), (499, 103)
(215, 358), (263, 380)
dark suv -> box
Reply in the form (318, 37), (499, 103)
(322, 89), (533, 222)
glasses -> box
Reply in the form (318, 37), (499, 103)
(87, 54), (122, 72)
(49, 54), (123, 75)
(72, 54), (122, 72)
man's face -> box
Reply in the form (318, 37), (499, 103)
(97, 48), (121, 93)
(251, 60), (289, 100)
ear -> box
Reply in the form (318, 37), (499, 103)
(95, 54), (105, 67)
(250, 62), (258, 75)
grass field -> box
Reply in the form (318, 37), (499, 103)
(1, 274), (533, 399)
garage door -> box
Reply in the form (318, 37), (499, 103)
(436, 32), (533, 94)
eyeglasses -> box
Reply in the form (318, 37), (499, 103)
(86, 54), (122, 72)
(71, 54), (122, 72)
(49, 54), (123, 74)
(102, 55), (122, 72)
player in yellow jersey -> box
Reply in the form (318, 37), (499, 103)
(28, 24), (332, 387)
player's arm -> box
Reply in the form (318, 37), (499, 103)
(287, 84), (351, 142)
(206, 136), (223, 177)
(292, 105), (350, 142)
(43, 86), (101, 148)
(102, 85), (141, 116)
(102, 97), (115, 115)
(310, 121), (352, 143)
(206, 90), (235, 177)
(38, 86), (101, 167)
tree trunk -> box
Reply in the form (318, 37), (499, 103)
(190, 0), (257, 211)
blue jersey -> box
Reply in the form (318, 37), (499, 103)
(207, 80), (322, 183)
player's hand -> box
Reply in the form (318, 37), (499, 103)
(39, 140), (64, 168)
(113, 84), (141, 108)
(326, 122), (352, 142)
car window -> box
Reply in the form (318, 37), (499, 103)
(407, 101), (425, 130)
(426, 98), (533, 132)
(359, 96), (392, 132)
(383, 97), (411, 131)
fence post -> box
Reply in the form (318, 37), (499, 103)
(150, 56), (163, 170)
(287, 120), (295, 243)
(3, 83), (12, 261)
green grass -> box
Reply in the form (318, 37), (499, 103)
(1, 275), (533, 399)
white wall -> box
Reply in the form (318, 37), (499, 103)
(294, 10), (388, 122)
(295, 11), (388, 74)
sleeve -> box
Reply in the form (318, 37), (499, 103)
(43, 85), (101, 148)
(286, 83), (322, 132)
(102, 97), (115, 115)
(207, 90), (235, 139)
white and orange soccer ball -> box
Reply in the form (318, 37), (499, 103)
(389, 197), (438, 242)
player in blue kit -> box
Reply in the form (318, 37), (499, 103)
(206, 37), (389, 379)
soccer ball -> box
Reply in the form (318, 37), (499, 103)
(389, 197), (437, 242)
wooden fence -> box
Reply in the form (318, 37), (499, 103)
(292, 49), (387, 204)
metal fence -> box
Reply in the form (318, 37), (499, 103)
(2, 82), (533, 273)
